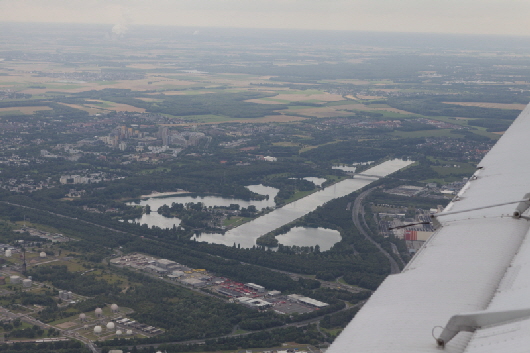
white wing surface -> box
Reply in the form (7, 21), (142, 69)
(328, 104), (530, 353)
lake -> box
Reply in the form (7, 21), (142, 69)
(275, 227), (341, 251)
(192, 159), (413, 248)
(128, 184), (279, 228)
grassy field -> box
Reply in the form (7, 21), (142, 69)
(283, 189), (316, 204)
(0, 110), (25, 116)
(272, 142), (300, 147)
(390, 129), (466, 138)
(321, 327), (344, 337)
(443, 101), (526, 110)
(14, 221), (61, 234)
(431, 162), (476, 176)
(223, 216), (252, 228)
(299, 140), (342, 153)
(0, 106), (52, 114)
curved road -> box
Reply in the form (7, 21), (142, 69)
(1, 200), (363, 351)
(352, 188), (401, 275)
(127, 301), (366, 350)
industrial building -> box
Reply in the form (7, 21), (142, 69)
(145, 264), (168, 274)
(245, 283), (266, 293)
(181, 278), (207, 287)
(156, 259), (178, 269)
(237, 297), (273, 309)
(287, 294), (328, 308)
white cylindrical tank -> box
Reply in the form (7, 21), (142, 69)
(83, 325), (89, 330)
(22, 279), (32, 288)
(126, 330), (133, 335)
(39, 252), (46, 258)
(95, 308), (102, 317)
(10, 275), (20, 284)
(79, 313), (86, 321)
(5, 250), (11, 257)
(106, 322), (115, 330)
(94, 326), (102, 334)
(116, 330), (122, 335)
(111, 303), (119, 312)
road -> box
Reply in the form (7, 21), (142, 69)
(4, 200), (366, 296)
(372, 212), (406, 267)
(0, 306), (98, 352)
(237, 261), (366, 294)
(128, 301), (364, 350)
(351, 188), (401, 275)
(0, 201), (135, 238)
(1, 200), (364, 351)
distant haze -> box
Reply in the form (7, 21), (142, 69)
(1, 0), (530, 36)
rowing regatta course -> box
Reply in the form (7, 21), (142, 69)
(193, 159), (413, 248)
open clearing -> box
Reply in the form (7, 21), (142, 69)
(0, 106), (52, 114)
(443, 102), (526, 110)
(236, 115), (306, 123)
(245, 98), (289, 104)
(162, 114), (306, 125)
(246, 92), (344, 105)
(86, 100), (146, 113)
(391, 129), (466, 138)
(357, 95), (385, 100)
(17, 75), (195, 94)
(136, 97), (163, 102)
(162, 90), (215, 95)
(56, 322), (77, 329)
(58, 100), (146, 113)
(273, 93), (344, 102)
(290, 107), (352, 118)
(342, 103), (413, 114)
(287, 103), (412, 118)
(57, 103), (102, 114)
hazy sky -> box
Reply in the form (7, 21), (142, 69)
(1, 0), (530, 36)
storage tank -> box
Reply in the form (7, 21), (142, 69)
(5, 250), (11, 257)
(79, 313), (86, 321)
(22, 279), (32, 288)
(10, 275), (20, 284)
(116, 330), (122, 335)
(94, 326), (102, 334)
(39, 252), (46, 258)
(126, 330), (133, 335)
(95, 308), (103, 317)
(106, 322), (115, 330)
(111, 303), (119, 313)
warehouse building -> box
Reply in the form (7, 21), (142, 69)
(245, 283), (265, 293)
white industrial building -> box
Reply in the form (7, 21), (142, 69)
(245, 283), (265, 293)
(181, 278), (206, 287)
(237, 297), (272, 309)
(287, 294), (328, 308)
(156, 259), (178, 269)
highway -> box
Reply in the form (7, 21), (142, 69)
(128, 301), (365, 350)
(351, 188), (401, 275)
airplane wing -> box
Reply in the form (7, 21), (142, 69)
(327, 104), (530, 353)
